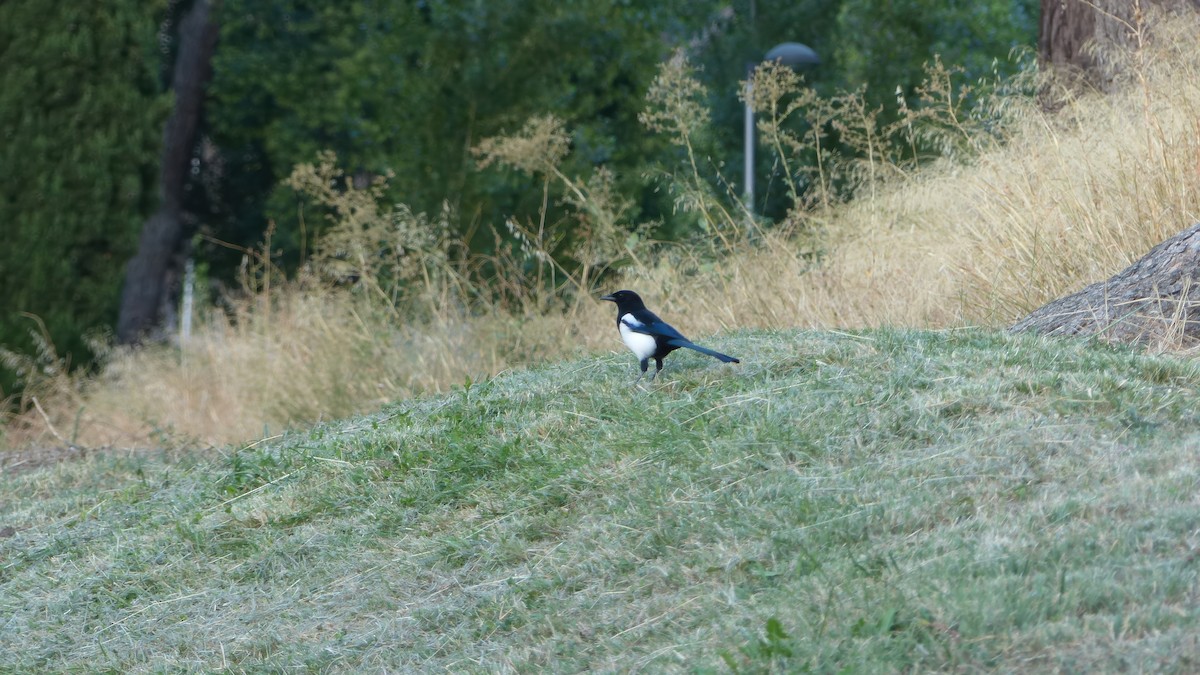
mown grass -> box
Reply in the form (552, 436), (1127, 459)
(3, 328), (1200, 671)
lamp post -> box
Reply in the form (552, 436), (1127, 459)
(744, 42), (820, 214)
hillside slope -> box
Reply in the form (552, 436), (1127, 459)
(3, 329), (1200, 671)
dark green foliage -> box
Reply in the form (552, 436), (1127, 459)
(0, 2), (168, 392)
(693, 0), (1039, 218)
(0, 0), (1041, 390)
(205, 0), (707, 270)
(833, 0), (1038, 105)
(200, 0), (1040, 274)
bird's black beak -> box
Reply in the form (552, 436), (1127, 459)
(600, 293), (616, 302)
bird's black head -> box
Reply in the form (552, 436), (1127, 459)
(600, 290), (646, 312)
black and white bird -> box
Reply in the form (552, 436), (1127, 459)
(600, 290), (740, 381)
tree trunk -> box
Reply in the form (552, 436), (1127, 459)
(1038, 0), (1200, 88)
(117, 0), (218, 344)
(1010, 222), (1200, 345)
(1039, 0), (1125, 86)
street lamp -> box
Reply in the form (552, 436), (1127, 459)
(744, 42), (820, 214)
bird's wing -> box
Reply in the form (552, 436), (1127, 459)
(622, 309), (687, 341)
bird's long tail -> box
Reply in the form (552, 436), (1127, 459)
(668, 339), (740, 363)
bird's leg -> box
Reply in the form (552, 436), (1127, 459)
(635, 358), (650, 383)
(649, 358), (664, 381)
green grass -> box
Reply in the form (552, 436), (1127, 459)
(3, 328), (1200, 671)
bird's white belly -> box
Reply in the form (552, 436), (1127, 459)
(619, 315), (658, 360)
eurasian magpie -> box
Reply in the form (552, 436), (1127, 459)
(600, 289), (740, 381)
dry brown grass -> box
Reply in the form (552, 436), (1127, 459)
(668, 9), (1200, 334)
(5, 11), (1200, 452)
(10, 291), (613, 449)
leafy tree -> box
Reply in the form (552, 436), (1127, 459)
(203, 0), (712, 271)
(1, 0), (1048, 384)
(688, 0), (1039, 219)
(0, 2), (168, 393)
(200, 0), (1042, 277)
(834, 0), (1038, 105)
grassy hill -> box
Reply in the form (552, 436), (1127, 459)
(4, 328), (1200, 671)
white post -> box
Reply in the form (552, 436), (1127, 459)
(743, 76), (755, 212)
(181, 257), (195, 343)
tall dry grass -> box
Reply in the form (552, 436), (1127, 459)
(668, 8), (1200, 334)
(5, 9), (1200, 451)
